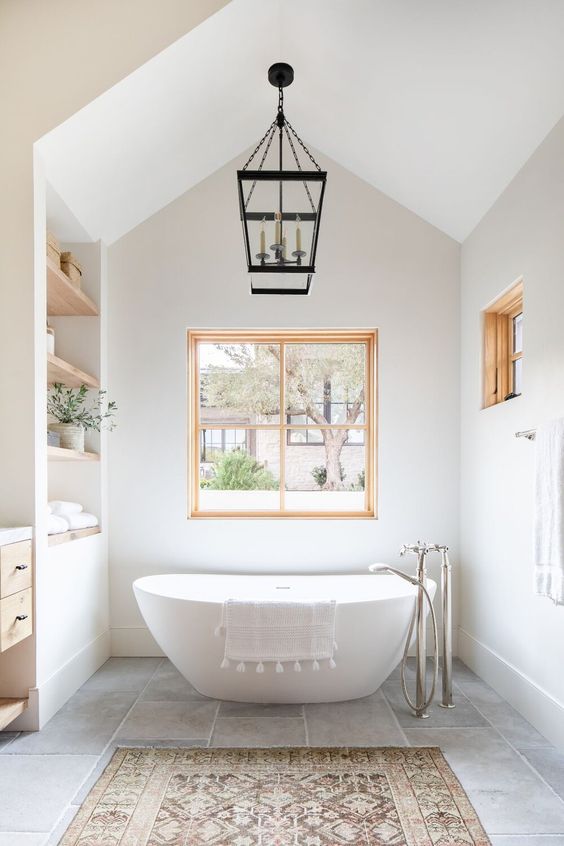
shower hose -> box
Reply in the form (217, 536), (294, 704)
(369, 564), (439, 716)
(400, 579), (438, 715)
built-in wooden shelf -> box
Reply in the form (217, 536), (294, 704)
(47, 257), (98, 317)
(47, 446), (99, 462)
(47, 353), (99, 389)
(0, 697), (28, 730)
(48, 527), (101, 547)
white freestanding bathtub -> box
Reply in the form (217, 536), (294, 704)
(133, 573), (436, 703)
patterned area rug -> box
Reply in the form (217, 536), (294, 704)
(61, 747), (491, 845)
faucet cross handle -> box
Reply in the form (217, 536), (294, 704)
(399, 542), (427, 557)
(400, 541), (449, 557)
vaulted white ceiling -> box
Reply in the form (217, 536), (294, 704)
(38, 0), (564, 243)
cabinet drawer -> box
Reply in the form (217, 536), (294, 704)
(0, 588), (33, 652)
(0, 540), (32, 598)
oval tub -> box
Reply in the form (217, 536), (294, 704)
(133, 573), (435, 703)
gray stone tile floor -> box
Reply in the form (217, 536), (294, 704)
(0, 656), (562, 844)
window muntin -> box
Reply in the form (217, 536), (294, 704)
(189, 330), (376, 518)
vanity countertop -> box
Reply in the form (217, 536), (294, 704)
(0, 527), (33, 547)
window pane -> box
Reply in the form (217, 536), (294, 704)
(513, 357), (523, 395)
(330, 402), (346, 423)
(289, 414), (307, 426)
(513, 313), (523, 354)
(306, 428), (323, 444)
(346, 428), (365, 445)
(285, 344), (366, 425)
(200, 429), (223, 461)
(288, 429), (307, 444)
(224, 429), (247, 451)
(199, 434), (280, 512)
(285, 429), (366, 512)
(199, 343), (280, 424)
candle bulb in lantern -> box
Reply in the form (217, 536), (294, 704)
(295, 214), (302, 253)
(275, 211), (282, 245)
(282, 234), (287, 259)
(259, 218), (266, 254)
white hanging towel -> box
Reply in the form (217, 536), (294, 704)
(534, 418), (564, 604)
(217, 600), (337, 673)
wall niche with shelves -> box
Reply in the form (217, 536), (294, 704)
(46, 238), (105, 532)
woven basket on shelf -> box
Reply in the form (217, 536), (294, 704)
(46, 231), (61, 264)
(60, 251), (82, 288)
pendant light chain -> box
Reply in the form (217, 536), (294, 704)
(283, 124), (317, 213)
(241, 119), (277, 171)
(243, 122), (277, 209)
(285, 119), (322, 172)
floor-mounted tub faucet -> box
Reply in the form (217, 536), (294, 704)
(369, 541), (454, 718)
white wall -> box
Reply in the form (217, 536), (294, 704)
(460, 116), (564, 749)
(108, 151), (460, 653)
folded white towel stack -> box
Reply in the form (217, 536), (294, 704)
(47, 514), (69, 535)
(534, 418), (564, 604)
(46, 501), (99, 534)
(216, 600), (337, 673)
(49, 501), (83, 516)
(65, 513), (99, 531)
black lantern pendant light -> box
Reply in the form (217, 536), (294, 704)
(237, 63), (327, 295)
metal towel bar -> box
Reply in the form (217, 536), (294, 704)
(515, 429), (536, 440)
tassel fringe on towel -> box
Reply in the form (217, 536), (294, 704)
(220, 657), (336, 672)
(215, 599), (338, 674)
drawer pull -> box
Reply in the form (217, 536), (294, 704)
(15, 564), (28, 571)
(15, 614), (28, 621)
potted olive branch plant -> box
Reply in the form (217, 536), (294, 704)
(48, 383), (117, 452)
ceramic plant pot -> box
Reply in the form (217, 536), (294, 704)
(49, 423), (85, 452)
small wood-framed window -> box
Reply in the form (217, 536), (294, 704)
(188, 329), (377, 518)
(483, 279), (523, 408)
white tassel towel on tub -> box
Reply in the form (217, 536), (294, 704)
(216, 599), (337, 673)
(534, 418), (564, 604)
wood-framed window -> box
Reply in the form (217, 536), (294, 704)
(483, 280), (523, 408)
(188, 329), (377, 518)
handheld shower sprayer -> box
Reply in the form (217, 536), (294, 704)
(368, 563), (419, 586)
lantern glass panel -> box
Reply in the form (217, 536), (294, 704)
(239, 171), (325, 277)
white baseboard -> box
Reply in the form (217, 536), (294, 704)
(8, 629), (111, 731)
(111, 626), (164, 657)
(458, 626), (564, 751)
